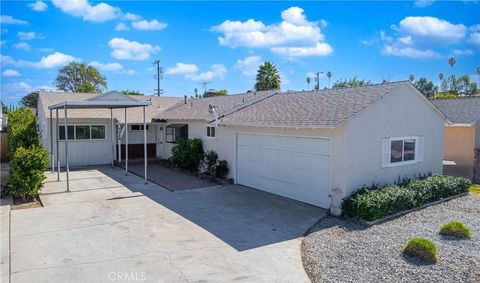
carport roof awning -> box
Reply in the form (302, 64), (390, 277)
(48, 100), (151, 110)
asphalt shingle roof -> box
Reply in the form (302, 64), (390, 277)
(218, 81), (408, 128)
(153, 90), (275, 121)
(431, 97), (480, 124)
(38, 92), (181, 123)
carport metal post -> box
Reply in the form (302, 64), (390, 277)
(125, 108), (128, 175)
(64, 105), (70, 192)
(143, 106), (147, 184)
(50, 109), (54, 173)
(111, 109), (114, 168)
(56, 108), (60, 181)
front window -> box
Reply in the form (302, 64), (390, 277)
(390, 138), (416, 164)
(206, 126), (215, 138)
(131, 124), (150, 131)
(59, 125), (105, 140)
(166, 124), (188, 143)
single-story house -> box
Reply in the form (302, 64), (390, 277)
(37, 91), (181, 167)
(432, 97), (480, 183)
(153, 81), (446, 214)
(37, 81), (446, 214)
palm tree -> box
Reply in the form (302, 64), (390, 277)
(448, 57), (456, 75)
(408, 75), (414, 82)
(438, 73), (444, 81)
(254, 61), (281, 91)
(327, 71), (332, 88)
(306, 76), (311, 90)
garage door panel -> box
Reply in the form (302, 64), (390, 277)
(236, 133), (331, 208)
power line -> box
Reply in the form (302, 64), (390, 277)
(153, 59), (163, 96)
(199, 81), (213, 94)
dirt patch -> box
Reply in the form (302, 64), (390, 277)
(11, 196), (42, 210)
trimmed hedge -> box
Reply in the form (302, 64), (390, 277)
(7, 108), (39, 153)
(8, 146), (48, 200)
(342, 175), (471, 221)
(169, 138), (204, 172)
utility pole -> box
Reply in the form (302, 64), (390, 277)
(199, 81), (213, 94)
(314, 71), (323, 91)
(153, 59), (163, 96)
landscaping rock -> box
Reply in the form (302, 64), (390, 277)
(302, 195), (480, 283)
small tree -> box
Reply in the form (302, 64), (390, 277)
(414, 77), (437, 98)
(54, 62), (107, 93)
(254, 61), (281, 91)
(20, 91), (39, 108)
(333, 77), (372, 88)
(7, 108), (40, 155)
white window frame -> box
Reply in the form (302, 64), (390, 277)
(382, 136), (424, 168)
(58, 124), (107, 141)
(206, 126), (216, 139)
(131, 124), (150, 131)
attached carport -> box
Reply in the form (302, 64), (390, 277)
(48, 96), (151, 191)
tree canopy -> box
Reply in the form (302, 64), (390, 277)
(332, 77), (372, 88)
(255, 61), (281, 91)
(413, 78), (437, 98)
(54, 62), (107, 93)
(121, 90), (144, 96)
(439, 74), (477, 96)
(20, 91), (39, 108)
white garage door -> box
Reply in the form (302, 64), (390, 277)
(236, 133), (331, 208)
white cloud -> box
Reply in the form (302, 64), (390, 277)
(108, 38), (160, 61)
(28, 1), (48, 12)
(14, 42), (32, 51)
(185, 64), (227, 81)
(468, 32), (480, 45)
(414, 0), (435, 7)
(2, 69), (21, 77)
(3, 52), (78, 68)
(18, 32), (37, 40)
(453, 49), (475, 56)
(1, 82), (32, 99)
(115, 22), (129, 31)
(39, 47), (54, 52)
(212, 6), (333, 57)
(131, 19), (167, 30)
(234, 55), (263, 77)
(381, 45), (440, 59)
(123, 12), (142, 21)
(89, 61), (134, 74)
(51, 0), (120, 22)
(393, 16), (466, 44)
(0, 15), (28, 25)
(165, 63), (199, 75)
(319, 19), (328, 28)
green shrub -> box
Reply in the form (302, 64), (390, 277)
(343, 175), (471, 221)
(404, 237), (439, 263)
(215, 160), (229, 179)
(169, 138), (204, 172)
(439, 221), (472, 238)
(8, 146), (48, 200)
(200, 150), (218, 176)
(7, 108), (39, 156)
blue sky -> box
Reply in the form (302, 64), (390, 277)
(1, 0), (479, 105)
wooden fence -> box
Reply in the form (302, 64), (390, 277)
(0, 133), (8, 162)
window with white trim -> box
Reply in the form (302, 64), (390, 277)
(165, 124), (188, 143)
(59, 125), (106, 140)
(131, 124), (150, 131)
(382, 136), (424, 167)
(206, 126), (215, 138)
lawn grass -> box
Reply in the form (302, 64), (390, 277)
(469, 185), (480, 196)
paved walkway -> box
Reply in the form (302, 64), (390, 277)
(124, 162), (217, 191)
(9, 167), (326, 283)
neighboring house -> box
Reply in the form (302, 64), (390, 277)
(37, 91), (181, 167)
(154, 81), (446, 214)
(432, 97), (480, 183)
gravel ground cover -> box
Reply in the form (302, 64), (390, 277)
(302, 194), (480, 283)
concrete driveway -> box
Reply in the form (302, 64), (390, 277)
(10, 167), (326, 283)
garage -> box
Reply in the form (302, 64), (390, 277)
(236, 133), (331, 208)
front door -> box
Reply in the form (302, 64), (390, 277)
(156, 124), (165, 158)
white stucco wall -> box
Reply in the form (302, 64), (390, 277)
(119, 124), (157, 144)
(343, 84), (445, 197)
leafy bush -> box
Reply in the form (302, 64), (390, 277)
(200, 150), (218, 176)
(169, 138), (204, 172)
(404, 237), (439, 263)
(215, 160), (229, 178)
(439, 221), (472, 238)
(8, 146), (48, 200)
(343, 175), (471, 221)
(7, 108), (39, 155)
